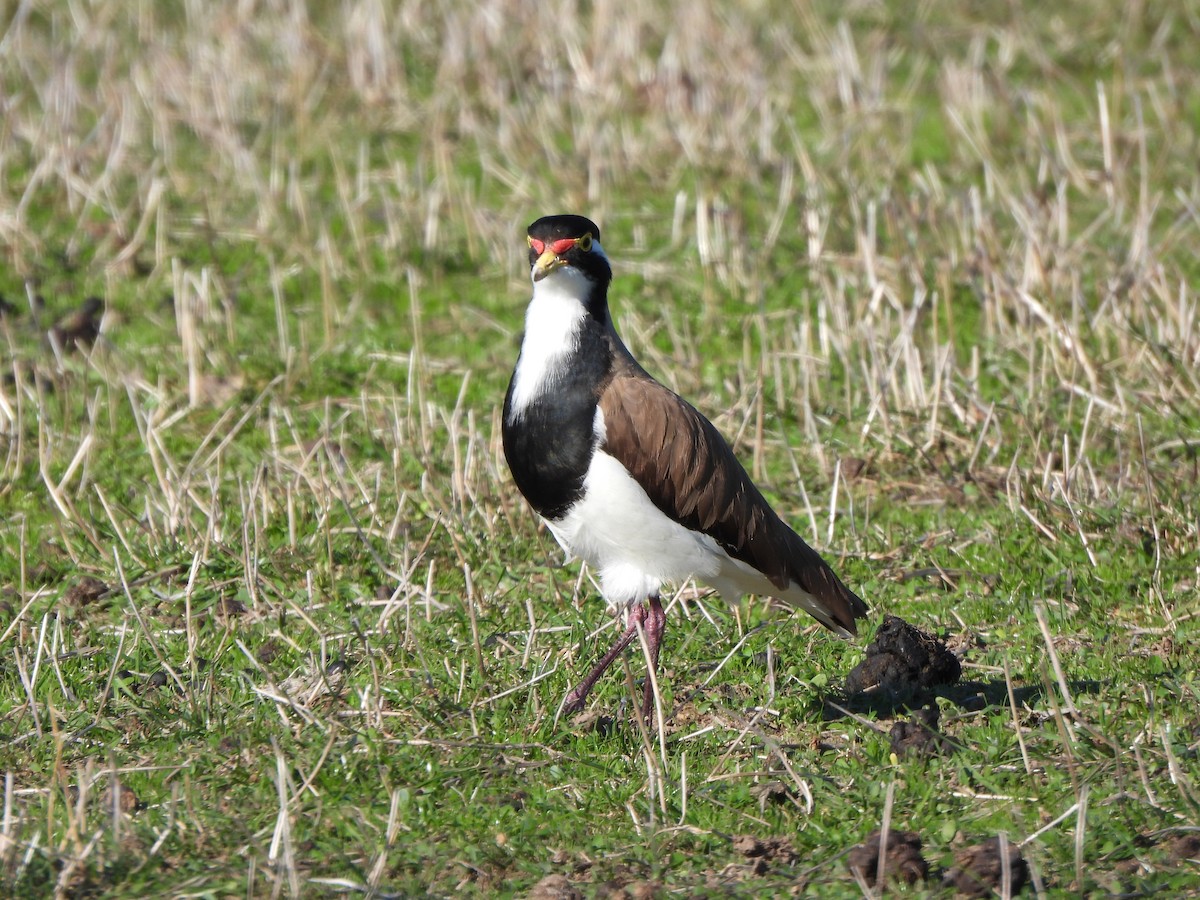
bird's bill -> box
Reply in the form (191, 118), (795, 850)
(531, 247), (565, 282)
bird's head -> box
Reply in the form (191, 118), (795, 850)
(526, 214), (611, 288)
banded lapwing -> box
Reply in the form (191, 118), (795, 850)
(503, 214), (867, 723)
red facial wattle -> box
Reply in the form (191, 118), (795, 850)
(528, 237), (579, 256)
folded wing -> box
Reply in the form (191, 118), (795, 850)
(597, 365), (868, 635)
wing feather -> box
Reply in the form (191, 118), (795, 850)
(597, 367), (868, 634)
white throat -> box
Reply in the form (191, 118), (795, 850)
(506, 266), (594, 421)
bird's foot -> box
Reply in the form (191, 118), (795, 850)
(562, 684), (589, 716)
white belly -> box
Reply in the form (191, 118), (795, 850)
(545, 450), (725, 608)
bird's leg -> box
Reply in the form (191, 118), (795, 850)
(637, 594), (667, 725)
(563, 600), (651, 715)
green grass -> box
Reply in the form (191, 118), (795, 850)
(1, 0), (1198, 896)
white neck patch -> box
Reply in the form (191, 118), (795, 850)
(506, 264), (594, 421)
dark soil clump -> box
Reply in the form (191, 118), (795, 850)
(847, 829), (928, 887)
(63, 576), (109, 608)
(731, 834), (798, 864)
(1162, 831), (1200, 865)
(889, 705), (948, 758)
(942, 836), (1029, 897)
(526, 873), (582, 899)
(845, 615), (961, 700)
(51, 296), (104, 350)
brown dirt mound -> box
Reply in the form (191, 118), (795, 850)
(942, 836), (1029, 897)
(63, 576), (110, 607)
(889, 705), (948, 759)
(847, 829), (928, 887)
(845, 615), (962, 697)
(526, 873), (582, 900)
(730, 833), (798, 875)
(1162, 832), (1200, 865)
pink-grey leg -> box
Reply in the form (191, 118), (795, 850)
(637, 595), (667, 724)
(563, 595), (666, 724)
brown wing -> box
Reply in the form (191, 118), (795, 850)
(597, 367), (868, 634)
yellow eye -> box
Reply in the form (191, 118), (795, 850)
(577, 232), (593, 252)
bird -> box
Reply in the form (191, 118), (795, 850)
(502, 214), (868, 724)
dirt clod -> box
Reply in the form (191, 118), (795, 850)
(63, 576), (109, 607)
(731, 833), (798, 866)
(840, 456), (870, 480)
(845, 615), (961, 698)
(593, 881), (659, 900)
(101, 784), (144, 814)
(217, 595), (247, 618)
(942, 836), (1028, 897)
(526, 873), (582, 900)
(1163, 832), (1200, 865)
(847, 829), (928, 887)
(256, 639), (282, 664)
(889, 705), (948, 758)
(749, 779), (797, 810)
(51, 296), (103, 349)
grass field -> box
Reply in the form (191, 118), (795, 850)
(1, 0), (1198, 896)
